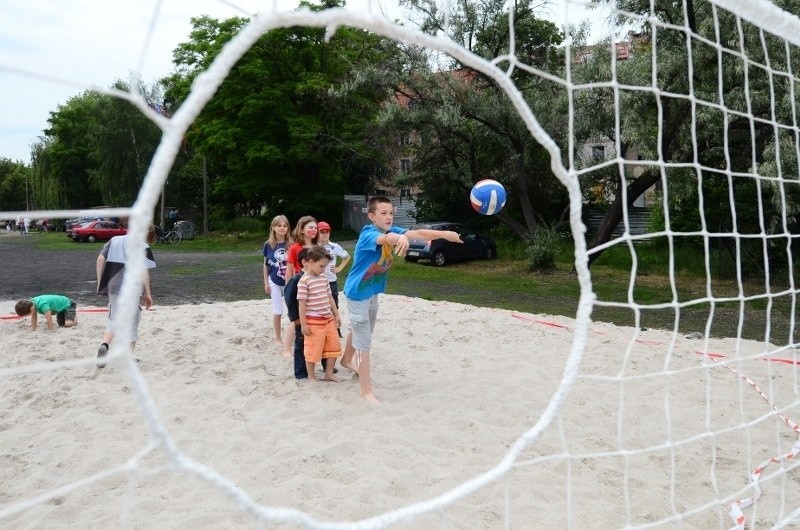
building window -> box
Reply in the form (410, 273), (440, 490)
(400, 158), (412, 174)
(592, 145), (605, 161)
(399, 134), (412, 146)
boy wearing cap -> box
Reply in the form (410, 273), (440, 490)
(316, 221), (351, 309)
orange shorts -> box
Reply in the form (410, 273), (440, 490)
(303, 316), (342, 363)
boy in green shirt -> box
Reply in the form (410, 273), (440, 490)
(15, 294), (78, 331)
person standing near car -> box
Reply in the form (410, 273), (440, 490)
(95, 226), (157, 368)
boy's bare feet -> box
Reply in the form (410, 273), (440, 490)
(340, 360), (358, 376)
(324, 374), (341, 382)
(281, 349), (291, 357)
(362, 392), (379, 403)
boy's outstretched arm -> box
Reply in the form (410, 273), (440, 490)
(404, 229), (463, 244)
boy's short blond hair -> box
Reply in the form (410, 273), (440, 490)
(367, 196), (392, 213)
(15, 300), (33, 316)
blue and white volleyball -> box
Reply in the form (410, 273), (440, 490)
(470, 179), (507, 215)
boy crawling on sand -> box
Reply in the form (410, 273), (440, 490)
(15, 294), (77, 331)
(298, 245), (342, 382)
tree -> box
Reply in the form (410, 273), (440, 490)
(30, 78), (168, 210)
(33, 91), (104, 209)
(161, 2), (399, 225)
(87, 79), (165, 206)
(0, 158), (30, 211)
(579, 0), (800, 272)
(364, 0), (567, 240)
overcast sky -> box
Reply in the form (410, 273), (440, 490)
(0, 0), (609, 164)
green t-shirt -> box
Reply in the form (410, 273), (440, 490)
(31, 294), (71, 315)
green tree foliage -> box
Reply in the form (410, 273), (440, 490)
(87, 79), (165, 206)
(33, 91), (104, 209)
(579, 0), (800, 275)
(0, 158), (31, 211)
(370, 0), (567, 240)
(29, 78), (167, 210)
(162, 2), (398, 225)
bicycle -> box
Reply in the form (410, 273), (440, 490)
(155, 226), (182, 245)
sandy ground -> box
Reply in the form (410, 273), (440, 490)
(1, 293), (799, 529)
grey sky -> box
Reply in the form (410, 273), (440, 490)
(0, 0), (608, 164)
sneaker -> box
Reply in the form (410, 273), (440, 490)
(97, 343), (108, 368)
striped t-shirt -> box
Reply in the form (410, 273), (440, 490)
(297, 275), (333, 318)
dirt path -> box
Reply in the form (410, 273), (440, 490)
(0, 232), (265, 307)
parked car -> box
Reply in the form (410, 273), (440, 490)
(69, 220), (127, 242)
(64, 217), (93, 232)
(65, 221), (90, 238)
(405, 222), (497, 266)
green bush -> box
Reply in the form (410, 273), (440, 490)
(526, 229), (558, 271)
(210, 216), (267, 236)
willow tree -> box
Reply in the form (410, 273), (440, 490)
(30, 78), (165, 209)
(0, 158), (30, 211)
(357, 0), (568, 239)
(578, 0), (800, 273)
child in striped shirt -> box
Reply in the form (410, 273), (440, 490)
(298, 245), (342, 382)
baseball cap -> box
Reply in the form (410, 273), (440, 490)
(318, 221), (332, 232)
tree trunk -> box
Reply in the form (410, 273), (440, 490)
(586, 169), (660, 268)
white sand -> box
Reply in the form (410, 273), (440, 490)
(1, 296), (798, 528)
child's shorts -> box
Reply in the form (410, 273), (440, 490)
(268, 278), (285, 315)
(346, 295), (379, 352)
(106, 294), (142, 342)
(303, 316), (341, 363)
(56, 300), (77, 327)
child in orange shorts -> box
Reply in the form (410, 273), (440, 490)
(298, 245), (342, 382)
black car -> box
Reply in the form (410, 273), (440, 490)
(405, 222), (497, 266)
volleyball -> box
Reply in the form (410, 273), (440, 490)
(470, 179), (507, 215)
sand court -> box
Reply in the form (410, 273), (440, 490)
(1, 296), (798, 528)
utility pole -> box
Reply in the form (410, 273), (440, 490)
(159, 184), (166, 230)
(203, 156), (209, 237)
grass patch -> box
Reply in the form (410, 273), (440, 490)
(171, 254), (262, 276)
(30, 230), (799, 342)
(34, 231), (267, 253)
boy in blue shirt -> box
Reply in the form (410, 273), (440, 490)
(340, 196), (462, 403)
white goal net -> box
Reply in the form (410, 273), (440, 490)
(2, 0), (800, 528)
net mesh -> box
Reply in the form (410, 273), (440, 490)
(2, 0), (800, 528)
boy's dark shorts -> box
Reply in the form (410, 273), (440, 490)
(56, 300), (77, 327)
